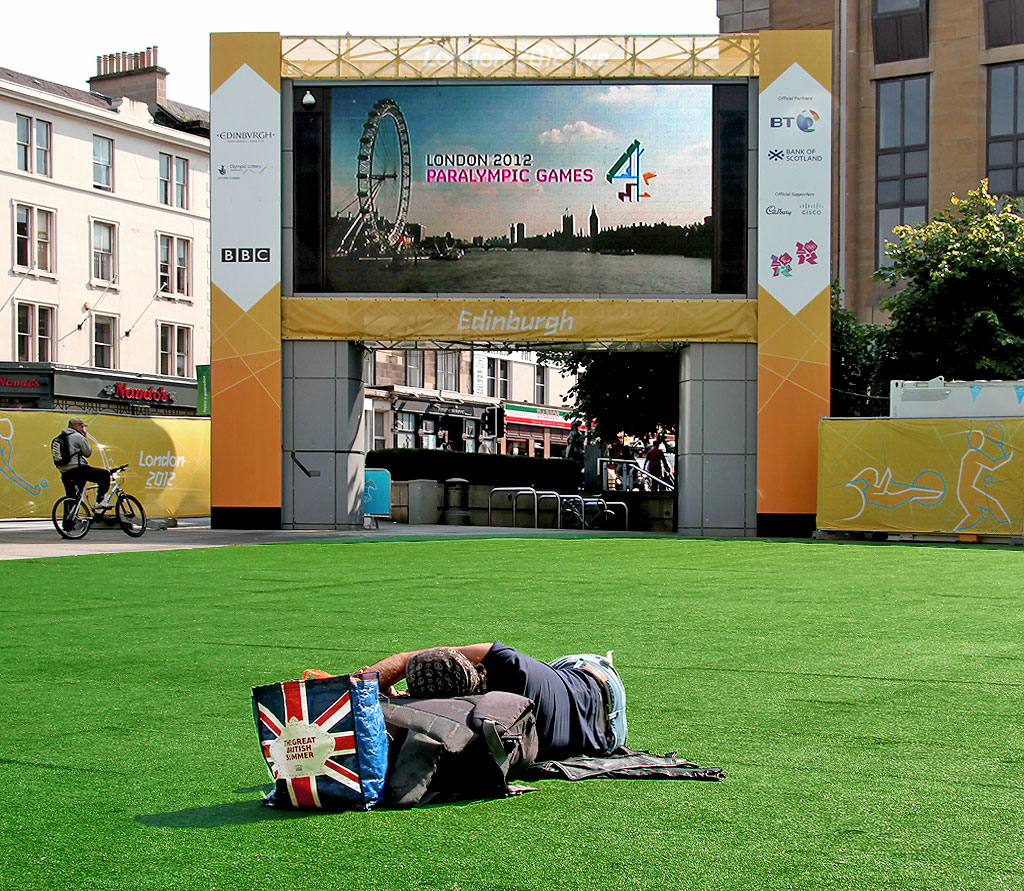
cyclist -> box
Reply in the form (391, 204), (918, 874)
(56, 417), (113, 510)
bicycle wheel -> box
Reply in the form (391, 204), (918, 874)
(51, 496), (92, 540)
(116, 493), (147, 537)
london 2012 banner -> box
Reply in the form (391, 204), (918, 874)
(818, 418), (1024, 536)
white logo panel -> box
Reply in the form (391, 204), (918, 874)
(758, 63), (831, 315)
(211, 65), (281, 312)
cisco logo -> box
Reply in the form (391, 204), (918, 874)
(770, 110), (820, 132)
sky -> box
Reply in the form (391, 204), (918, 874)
(330, 83), (713, 240)
(0, 0), (720, 111)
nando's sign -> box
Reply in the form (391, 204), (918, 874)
(100, 381), (176, 404)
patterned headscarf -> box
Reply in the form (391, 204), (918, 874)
(406, 647), (484, 698)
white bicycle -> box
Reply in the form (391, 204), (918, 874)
(51, 464), (147, 540)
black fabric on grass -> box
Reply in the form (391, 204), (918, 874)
(523, 747), (724, 781)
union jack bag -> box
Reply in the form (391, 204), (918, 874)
(252, 672), (388, 810)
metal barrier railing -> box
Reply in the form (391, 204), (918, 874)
(487, 487), (628, 530)
(599, 458), (674, 492)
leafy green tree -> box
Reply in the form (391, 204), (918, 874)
(875, 180), (1024, 383)
(539, 350), (678, 442)
(830, 292), (885, 416)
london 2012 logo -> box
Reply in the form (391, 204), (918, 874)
(770, 110), (819, 132)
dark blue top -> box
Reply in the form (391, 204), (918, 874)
(482, 642), (607, 760)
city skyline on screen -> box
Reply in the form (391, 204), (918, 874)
(329, 83), (712, 242)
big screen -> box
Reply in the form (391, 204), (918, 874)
(323, 83), (713, 295)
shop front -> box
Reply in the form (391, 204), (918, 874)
(502, 403), (575, 458)
(0, 362), (197, 416)
(364, 387), (498, 453)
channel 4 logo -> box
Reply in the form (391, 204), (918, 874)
(221, 248), (271, 262)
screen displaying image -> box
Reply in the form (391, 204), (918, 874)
(324, 83), (714, 295)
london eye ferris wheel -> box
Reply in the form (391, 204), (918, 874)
(335, 98), (412, 257)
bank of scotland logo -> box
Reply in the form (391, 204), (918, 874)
(797, 110), (819, 132)
(768, 149), (784, 161)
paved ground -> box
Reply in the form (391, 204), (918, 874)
(0, 517), (636, 561)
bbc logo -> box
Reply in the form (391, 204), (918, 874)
(221, 248), (271, 262)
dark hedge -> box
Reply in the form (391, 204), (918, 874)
(366, 449), (581, 489)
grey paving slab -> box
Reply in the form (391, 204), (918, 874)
(0, 519), (650, 561)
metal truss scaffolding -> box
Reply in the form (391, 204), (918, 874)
(281, 34), (758, 81)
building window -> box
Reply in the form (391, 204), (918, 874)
(159, 153), (172, 204)
(420, 417), (437, 450)
(987, 62), (1024, 196)
(15, 302), (55, 362)
(91, 220), (117, 284)
(499, 360), (509, 399)
(159, 323), (192, 377)
(16, 115), (29, 171)
(438, 351), (458, 391)
(876, 76), (929, 266)
(16, 114), (51, 176)
(486, 358), (510, 399)
(535, 364), (547, 404)
(175, 157), (189, 208)
(872, 0), (928, 64)
(93, 135), (113, 191)
(373, 411), (387, 450)
(159, 153), (189, 207)
(13, 204), (55, 273)
(158, 234), (192, 296)
(92, 313), (118, 369)
(395, 411), (416, 449)
(986, 0), (1024, 48)
(406, 349), (424, 388)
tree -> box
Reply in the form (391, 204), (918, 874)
(539, 350), (679, 442)
(830, 288), (885, 417)
(875, 180), (1024, 383)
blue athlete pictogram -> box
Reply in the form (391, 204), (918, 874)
(0, 416), (49, 497)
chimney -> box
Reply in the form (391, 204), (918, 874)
(88, 46), (167, 113)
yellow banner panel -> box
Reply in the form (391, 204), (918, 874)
(211, 286), (281, 508)
(757, 288), (830, 514)
(0, 411), (209, 520)
(756, 29), (832, 518)
(817, 418), (1024, 536)
(211, 32), (281, 93)
(281, 297), (757, 344)
(758, 30), (831, 93)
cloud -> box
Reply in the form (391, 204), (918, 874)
(538, 120), (614, 144)
(597, 85), (659, 105)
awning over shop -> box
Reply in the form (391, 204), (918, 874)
(503, 403), (575, 429)
(393, 397), (489, 420)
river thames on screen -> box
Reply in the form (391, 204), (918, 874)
(325, 250), (712, 295)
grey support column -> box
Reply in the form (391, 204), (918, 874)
(677, 343), (757, 537)
(281, 340), (365, 528)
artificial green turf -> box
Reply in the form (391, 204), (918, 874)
(2, 537), (1022, 891)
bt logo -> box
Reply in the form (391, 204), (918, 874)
(770, 109), (819, 132)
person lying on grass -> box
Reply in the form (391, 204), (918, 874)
(363, 642), (626, 760)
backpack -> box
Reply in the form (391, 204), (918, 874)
(381, 692), (539, 808)
(51, 431), (73, 467)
